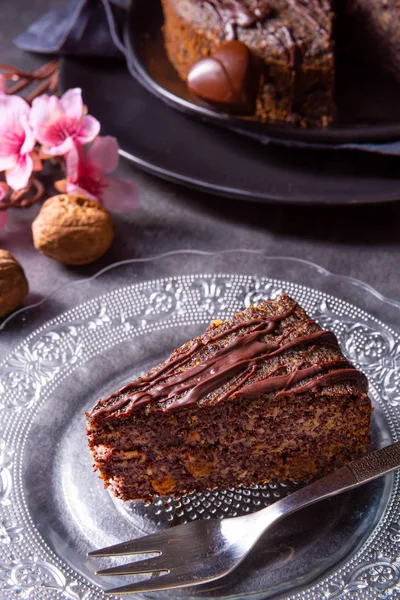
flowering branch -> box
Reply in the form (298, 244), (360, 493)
(0, 178), (45, 210)
(0, 60), (59, 102)
(0, 62), (138, 229)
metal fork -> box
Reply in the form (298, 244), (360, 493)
(89, 441), (400, 595)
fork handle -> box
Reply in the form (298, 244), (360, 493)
(264, 442), (400, 524)
(348, 441), (400, 483)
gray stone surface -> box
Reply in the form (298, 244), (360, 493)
(1, 0), (400, 339)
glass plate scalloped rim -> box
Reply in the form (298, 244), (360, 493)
(0, 250), (399, 600)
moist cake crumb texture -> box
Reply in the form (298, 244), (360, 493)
(86, 294), (372, 503)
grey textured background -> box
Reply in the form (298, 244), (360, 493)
(1, 0), (400, 337)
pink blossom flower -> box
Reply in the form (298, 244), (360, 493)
(56, 137), (138, 212)
(0, 95), (36, 190)
(30, 88), (100, 157)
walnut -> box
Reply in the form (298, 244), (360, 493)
(0, 250), (29, 318)
(32, 194), (115, 265)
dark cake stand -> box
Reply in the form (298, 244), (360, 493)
(60, 0), (400, 205)
(126, 0), (400, 145)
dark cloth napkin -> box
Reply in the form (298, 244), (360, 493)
(14, 0), (400, 154)
(14, 0), (128, 58)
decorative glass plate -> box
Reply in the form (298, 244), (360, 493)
(0, 251), (399, 600)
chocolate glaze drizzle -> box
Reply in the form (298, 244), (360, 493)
(286, 0), (328, 35)
(199, 0), (273, 39)
(92, 301), (368, 418)
(198, 0), (328, 39)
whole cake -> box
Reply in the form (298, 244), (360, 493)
(86, 295), (372, 503)
(161, 0), (335, 127)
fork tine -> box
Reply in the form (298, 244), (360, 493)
(88, 533), (164, 557)
(104, 570), (212, 595)
(97, 556), (169, 576)
(89, 519), (212, 558)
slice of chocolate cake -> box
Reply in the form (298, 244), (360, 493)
(160, 0), (335, 127)
(86, 295), (372, 503)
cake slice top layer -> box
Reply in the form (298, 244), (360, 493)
(89, 295), (368, 420)
(195, 0), (331, 31)
(174, 0), (334, 65)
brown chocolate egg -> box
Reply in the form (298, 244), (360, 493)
(187, 41), (261, 115)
